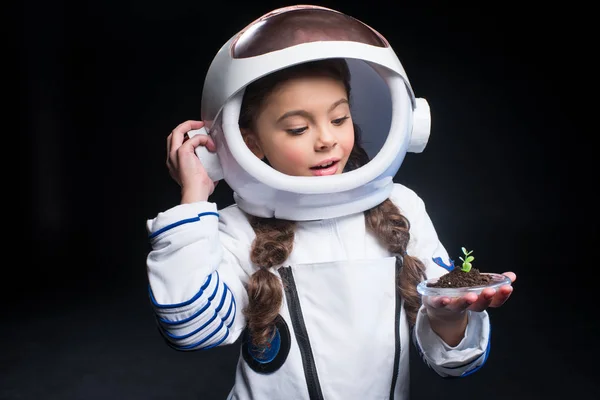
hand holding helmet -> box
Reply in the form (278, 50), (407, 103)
(166, 120), (218, 203)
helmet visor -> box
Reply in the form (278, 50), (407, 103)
(231, 5), (389, 59)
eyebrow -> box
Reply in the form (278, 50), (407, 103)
(276, 98), (349, 123)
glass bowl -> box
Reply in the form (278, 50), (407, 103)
(417, 273), (512, 297)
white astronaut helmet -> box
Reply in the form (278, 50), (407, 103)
(190, 5), (431, 221)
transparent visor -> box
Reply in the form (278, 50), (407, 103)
(230, 6), (398, 162)
(231, 5), (389, 59)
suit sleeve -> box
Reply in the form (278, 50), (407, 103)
(145, 201), (253, 351)
(391, 184), (491, 378)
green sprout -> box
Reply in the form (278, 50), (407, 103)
(459, 247), (475, 272)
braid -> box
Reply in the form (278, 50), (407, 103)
(365, 199), (427, 326)
(244, 216), (296, 349)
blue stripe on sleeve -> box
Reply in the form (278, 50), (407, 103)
(156, 278), (230, 326)
(226, 289), (237, 329)
(214, 284), (228, 312)
(163, 309), (220, 340)
(155, 276), (237, 350)
(148, 211), (219, 239)
(161, 324), (230, 352)
(149, 271), (215, 309)
(222, 292), (234, 322)
(170, 318), (226, 350)
(200, 330), (230, 350)
(161, 284), (232, 340)
(158, 299), (212, 326)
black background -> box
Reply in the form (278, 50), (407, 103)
(10, 0), (598, 399)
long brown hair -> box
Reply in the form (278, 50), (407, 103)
(240, 59), (426, 349)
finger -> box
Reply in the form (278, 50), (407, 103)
(185, 131), (217, 152)
(166, 131), (173, 154)
(426, 293), (476, 312)
(502, 272), (517, 283)
(467, 289), (495, 312)
(203, 135), (217, 152)
(423, 295), (454, 309)
(178, 132), (214, 154)
(173, 120), (205, 138)
(489, 285), (514, 308)
(166, 132), (177, 170)
(170, 120), (205, 154)
(446, 292), (478, 312)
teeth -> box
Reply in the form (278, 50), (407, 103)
(319, 161), (333, 167)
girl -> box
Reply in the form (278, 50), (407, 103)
(146, 6), (515, 400)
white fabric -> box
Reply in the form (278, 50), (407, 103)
(146, 183), (490, 399)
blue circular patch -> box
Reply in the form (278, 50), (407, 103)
(242, 314), (290, 374)
(249, 326), (281, 363)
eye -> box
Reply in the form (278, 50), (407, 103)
(332, 116), (350, 126)
(286, 127), (307, 135)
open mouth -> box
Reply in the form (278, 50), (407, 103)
(310, 160), (338, 170)
(309, 159), (340, 176)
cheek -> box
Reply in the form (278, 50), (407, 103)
(265, 138), (309, 172)
(340, 129), (355, 154)
(277, 146), (308, 166)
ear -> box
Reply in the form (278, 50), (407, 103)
(241, 128), (265, 159)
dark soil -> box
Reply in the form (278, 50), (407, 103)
(427, 267), (492, 288)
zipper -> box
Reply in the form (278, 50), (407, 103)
(278, 266), (325, 400)
(389, 256), (402, 399)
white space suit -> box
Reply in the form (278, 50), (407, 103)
(146, 5), (491, 399)
(146, 184), (490, 400)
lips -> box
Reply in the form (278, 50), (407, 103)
(310, 158), (339, 169)
(310, 158), (340, 176)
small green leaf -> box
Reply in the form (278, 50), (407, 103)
(461, 247), (468, 255)
(466, 256), (474, 263)
(464, 262), (472, 272)
(459, 256), (465, 262)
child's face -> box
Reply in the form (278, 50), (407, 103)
(244, 76), (355, 177)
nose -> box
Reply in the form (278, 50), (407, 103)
(314, 125), (337, 151)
